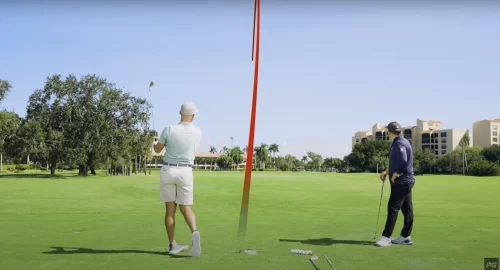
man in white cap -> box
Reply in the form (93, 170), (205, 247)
(153, 101), (202, 257)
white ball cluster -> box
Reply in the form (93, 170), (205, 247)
(290, 249), (312, 255)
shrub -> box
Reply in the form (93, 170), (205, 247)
(15, 164), (35, 171)
(468, 160), (500, 176)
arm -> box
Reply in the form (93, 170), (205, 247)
(154, 127), (168, 153)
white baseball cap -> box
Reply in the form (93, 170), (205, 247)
(179, 101), (198, 115)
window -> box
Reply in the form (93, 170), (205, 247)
(440, 131), (447, 137)
(494, 138), (498, 143)
(422, 145), (430, 150)
(441, 150), (447, 155)
(375, 131), (383, 140)
(431, 133), (438, 143)
(404, 129), (412, 140)
(493, 125), (498, 131)
(356, 139), (360, 143)
(362, 138), (367, 142)
(441, 138), (447, 143)
(435, 150), (439, 155)
(441, 144), (447, 149)
(493, 131), (498, 136)
(422, 134), (430, 144)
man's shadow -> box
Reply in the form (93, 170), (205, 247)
(43, 247), (190, 258)
(279, 238), (373, 246)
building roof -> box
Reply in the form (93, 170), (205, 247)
(473, 119), (500, 124)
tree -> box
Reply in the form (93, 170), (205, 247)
(482, 145), (500, 164)
(25, 74), (150, 175)
(254, 143), (269, 169)
(306, 151), (322, 171)
(322, 157), (337, 171)
(414, 149), (436, 173)
(269, 143), (279, 170)
(220, 146), (230, 155)
(209, 146), (217, 154)
(0, 79), (12, 103)
(468, 160), (500, 176)
(215, 155), (233, 170)
(0, 111), (21, 171)
(348, 140), (391, 172)
(229, 146), (243, 168)
(4, 120), (47, 167)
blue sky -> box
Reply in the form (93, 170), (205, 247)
(1, 1), (499, 158)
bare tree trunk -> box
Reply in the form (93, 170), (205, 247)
(134, 156), (137, 174)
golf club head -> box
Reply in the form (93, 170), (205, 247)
(309, 257), (321, 270)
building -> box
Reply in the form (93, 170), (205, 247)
(473, 119), (500, 148)
(352, 119), (469, 156)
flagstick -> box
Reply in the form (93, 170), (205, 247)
(238, 0), (261, 242)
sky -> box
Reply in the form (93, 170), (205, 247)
(1, 0), (499, 158)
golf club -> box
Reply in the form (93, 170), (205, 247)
(373, 174), (386, 239)
(323, 254), (336, 270)
(148, 81), (155, 135)
(309, 255), (320, 270)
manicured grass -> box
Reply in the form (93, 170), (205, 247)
(0, 171), (499, 270)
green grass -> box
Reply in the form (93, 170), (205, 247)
(1, 171), (499, 270)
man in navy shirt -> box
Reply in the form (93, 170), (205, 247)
(375, 121), (415, 247)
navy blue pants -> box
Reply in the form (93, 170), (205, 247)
(382, 182), (414, 238)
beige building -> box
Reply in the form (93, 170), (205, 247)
(352, 119), (469, 156)
(473, 119), (500, 147)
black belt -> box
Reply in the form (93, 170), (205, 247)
(163, 163), (193, 167)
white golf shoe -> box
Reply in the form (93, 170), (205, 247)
(168, 244), (188, 254)
(375, 236), (392, 247)
(190, 230), (201, 257)
(391, 236), (413, 245)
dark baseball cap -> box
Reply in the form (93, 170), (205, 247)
(387, 121), (402, 133)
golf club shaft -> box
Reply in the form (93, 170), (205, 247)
(310, 259), (320, 270)
(373, 177), (386, 238)
(323, 254), (336, 270)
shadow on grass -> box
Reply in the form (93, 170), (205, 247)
(43, 247), (189, 258)
(0, 173), (68, 179)
(279, 238), (373, 246)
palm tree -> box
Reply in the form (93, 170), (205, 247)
(459, 132), (470, 175)
(209, 146), (217, 154)
(221, 146), (230, 155)
(254, 143), (269, 169)
(269, 143), (279, 170)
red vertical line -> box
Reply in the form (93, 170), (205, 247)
(251, 0), (257, 61)
(238, 0), (261, 241)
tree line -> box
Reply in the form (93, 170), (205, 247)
(0, 75), (153, 176)
(204, 137), (500, 177)
(197, 142), (344, 172)
(2, 76), (499, 177)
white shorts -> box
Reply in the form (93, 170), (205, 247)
(159, 165), (194, 205)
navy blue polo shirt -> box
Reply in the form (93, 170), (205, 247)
(388, 136), (415, 185)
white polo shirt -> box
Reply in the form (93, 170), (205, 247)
(158, 122), (202, 165)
